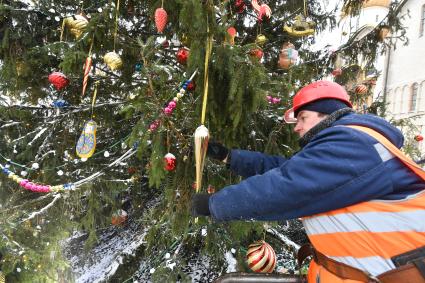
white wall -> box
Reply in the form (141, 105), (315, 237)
(382, 0), (425, 153)
(339, 6), (390, 43)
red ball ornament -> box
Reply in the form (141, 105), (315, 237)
(207, 185), (215, 194)
(111, 209), (128, 226)
(154, 8), (168, 33)
(48, 72), (69, 91)
(162, 40), (170, 48)
(332, 68), (342, 77)
(355, 84), (368, 95)
(177, 48), (189, 65)
(415, 135), (423, 142)
(186, 80), (196, 91)
(127, 167), (137, 174)
(250, 48), (263, 60)
(246, 240), (276, 273)
(164, 153), (176, 171)
(235, 0), (246, 13)
(227, 27), (237, 45)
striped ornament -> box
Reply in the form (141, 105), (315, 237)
(355, 84), (368, 95)
(81, 57), (92, 97)
(48, 71), (69, 91)
(246, 240), (276, 273)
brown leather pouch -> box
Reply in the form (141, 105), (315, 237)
(391, 246), (425, 267)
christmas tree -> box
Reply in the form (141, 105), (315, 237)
(0, 0), (406, 281)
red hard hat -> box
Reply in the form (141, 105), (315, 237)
(284, 80), (352, 123)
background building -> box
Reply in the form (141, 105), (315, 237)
(381, 0), (425, 154)
(330, 0), (425, 155)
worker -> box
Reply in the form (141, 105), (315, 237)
(191, 80), (425, 282)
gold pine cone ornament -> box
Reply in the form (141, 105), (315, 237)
(104, 51), (123, 70)
(64, 15), (89, 38)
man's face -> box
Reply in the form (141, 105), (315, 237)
(294, 110), (327, 137)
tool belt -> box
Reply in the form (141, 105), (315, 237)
(298, 244), (425, 283)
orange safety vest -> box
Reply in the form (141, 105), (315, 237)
(304, 125), (425, 283)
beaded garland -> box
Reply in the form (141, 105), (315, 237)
(1, 71), (198, 193)
(150, 70), (198, 130)
(1, 165), (73, 193)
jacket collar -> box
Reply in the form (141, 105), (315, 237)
(299, 108), (354, 148)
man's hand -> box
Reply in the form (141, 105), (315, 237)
(191, 194), (211, 216)
(207, 142), (229, 162)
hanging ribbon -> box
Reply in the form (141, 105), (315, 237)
(194, 15), (213, 202)
(60, 18), (66, 42)
(200, 35), (213, 125)
(91, 81), (99, 118)
(113, 0), (120, 51)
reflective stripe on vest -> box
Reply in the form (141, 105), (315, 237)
(303, 190), (425, 276)
(303, 125), (425, 280)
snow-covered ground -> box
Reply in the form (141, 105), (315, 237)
(65, 225), (148, 283)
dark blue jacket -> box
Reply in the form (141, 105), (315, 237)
(209, 113), (424, 221)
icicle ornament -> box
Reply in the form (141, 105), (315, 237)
(194, 125), (209, 192)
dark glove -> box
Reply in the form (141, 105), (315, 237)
(207, 141), (229, 162)
(191, 194), (211, 217)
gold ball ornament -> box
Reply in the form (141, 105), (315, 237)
(64, 15), (89, 39)
(0, 271), (4, 283)
(180, 34), (191, 47)
(16, 60), (29, 76)
(104, 52), (123, 70)
(255, 34), (267, 46)
(246, 240), (276, 273)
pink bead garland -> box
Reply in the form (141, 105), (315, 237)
(16, 178), (51, 192)
(168, 101), (177, 109)
(266, 95), (281, 104)
(163, 107), (173, 115)
(149, 120), (160, 132)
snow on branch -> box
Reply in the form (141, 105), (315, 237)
(266, 227), (300, 252)
(0, 121), (22, 129)
(20, 193), (62, 223)
(12, 126), (45, 143)
(29, 127), (48, 146)
(2, 193), (54, 213)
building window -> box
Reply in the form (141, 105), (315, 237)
(421, 5), (425, 37)
(394, 87), (400, 114)
(401, 86), (408, 113)
(409, 83), (419, 112)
